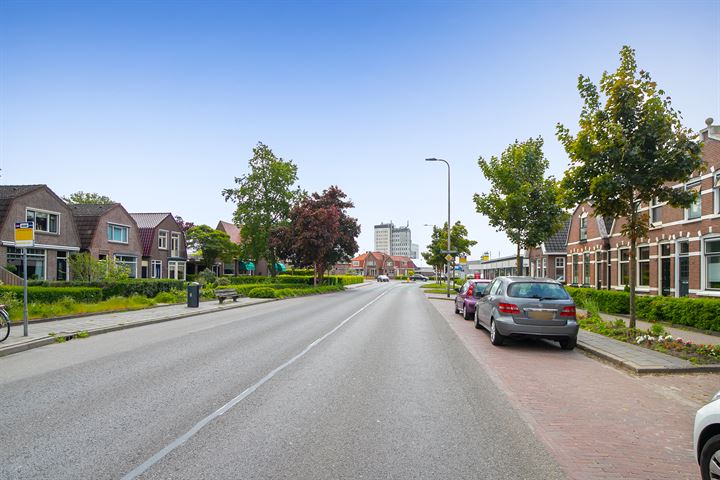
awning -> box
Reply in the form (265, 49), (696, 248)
(275, 263), (286, 272)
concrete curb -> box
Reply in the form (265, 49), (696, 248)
(575, 340), (720, 375)
(0, 299), (275, 358)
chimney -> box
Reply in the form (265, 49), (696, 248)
(703, 117), (720, 141)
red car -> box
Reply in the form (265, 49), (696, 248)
(454, 279), (491, 320)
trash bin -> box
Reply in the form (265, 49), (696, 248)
(187, 282), (200, 308)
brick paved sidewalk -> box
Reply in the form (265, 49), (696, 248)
(429, 297), (718, 480)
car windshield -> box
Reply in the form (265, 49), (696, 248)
(507, 282), (569, 300)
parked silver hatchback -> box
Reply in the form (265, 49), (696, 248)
(474, 276), (579, 350)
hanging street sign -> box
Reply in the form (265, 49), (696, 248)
(444, 254), (454, 262)
(459, 254), (467, 264)
(15, 221), (35, 247)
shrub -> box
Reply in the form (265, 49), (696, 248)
(154, 291), (182, 303)
(216, 277), (230, 286)
(226, 276), (268, 285)
(0, 286), (103, 304)
(196, 269), (217, 286)
(248, 287), (276, 298)
(567, 286), (720, 332)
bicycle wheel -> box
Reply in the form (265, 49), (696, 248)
(0, 310), (9, 342)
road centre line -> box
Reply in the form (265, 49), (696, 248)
(122, 284), (396, 480)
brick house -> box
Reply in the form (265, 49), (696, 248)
(528, 219), (571, 282)
(0, 185), (80, 281)
(565, 119), (720, 298)
(130, 213), (188, 280)
(349, 251), (415, 277)
(71, 203), (143, 277)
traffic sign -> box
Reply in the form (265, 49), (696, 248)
(459, 254), (467, 264)
(15, 221), (34, 247)
(444, 254), (453, 262)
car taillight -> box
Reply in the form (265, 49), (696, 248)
(560, 306), (576, 317)
(498, 303), (520, 315)
(467, 284), (474, 296)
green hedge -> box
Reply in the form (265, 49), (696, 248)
(225, 276), (271, 285)
(566, 286), (720, 332)
(275, 285), (344, 298)
(248, 287), (277, 298)
(0, 286), (103, 303)
(26, 280), (185, 300)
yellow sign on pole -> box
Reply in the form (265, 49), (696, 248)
(445, 254), (453, 262)
(15, 221), (35, 247)
(459, 255), (467, 264)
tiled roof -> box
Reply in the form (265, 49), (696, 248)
(544, 219), (571, 253)
(138, 229), (155, 256)
(216, 220), (242, 244)
(70, 204), (118, 248)
(130, 213), (172, 229)
(0, 185), (46, 227)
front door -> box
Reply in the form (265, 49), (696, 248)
(679, 257), (689, 297)
(661, 258), (671, 296)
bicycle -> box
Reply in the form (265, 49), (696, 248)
(0, 305), (9, 342)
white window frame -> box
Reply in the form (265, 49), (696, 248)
(107, 223), (129, 244)
(113, 254), (137, 278)
(171, 232), (181, 257)
(579, 215), (588, 242)
(168, 260), (186, 280)
(685, 181), (702, 220)
(650, 197), (662, 225)
(637, 245), (650, 287)
(26, 208), (60, 234)
(714, 173), (720, 215)
(158, 230), (169, 250)
(619, 248), (630, 286)
(705, 237), (720, 291)
(555, 257), (565, 282)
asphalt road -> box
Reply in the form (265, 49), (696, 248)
(0, 282), (565, 479)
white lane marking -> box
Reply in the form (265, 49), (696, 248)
(122, 285), (396, 480)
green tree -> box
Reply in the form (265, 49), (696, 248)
(422, 222), (476, 275)
(186, 225), (239, 270)
(69, 253), (130, 281)
(272, 186), (360, 286)
(557, 46), (704, 328)
(473, 137), (566, 274)
(63, 191), (114, 204)
(222, 143), (302, 277)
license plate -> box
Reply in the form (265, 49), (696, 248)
(526, 309), (555, 320)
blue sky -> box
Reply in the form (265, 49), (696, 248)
(1, 0), (719, 263)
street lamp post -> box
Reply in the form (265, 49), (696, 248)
(425, 158), (451, 298)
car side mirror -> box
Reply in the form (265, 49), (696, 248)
(455, 287), (460, 293)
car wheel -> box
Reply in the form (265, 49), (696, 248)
(474, 311), (482, 330)
(463, 304), (472, 320)
(700, 434), (720, 480)
(560, 336), (577, 350)
(454, 302), (460, 314)
(490, 319), (505, 346)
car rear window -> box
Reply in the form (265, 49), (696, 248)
(507, 282), (570, 300)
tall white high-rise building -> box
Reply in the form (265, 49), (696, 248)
(374, 222), (416, 258)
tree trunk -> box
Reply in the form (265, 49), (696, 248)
(516, 243), (523, 276)
(313, 263), (318, 287)
(629, 234), (637, 331)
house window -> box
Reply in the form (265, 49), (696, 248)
(638, 246), (650, 287)
(572, 254), (578, 284)
(168, 261), (186, 280)
(7, 247), (46, 280)
(714, 173), (720, 214)
(686, 182), (702, 220)
(107, 223), (129, 243)
(583, 253), (590, 285)
(352, 261), (360, 267)
(579, 216), (587, 242)
(26, 209), (59, 234)
(706, 239), (720, 290)
(114, 255), (137, 278)
(57, 251), (68, 281)
(158, 230), (168, 250)
(650, 198), (662, 225)
(542, 258), (547, 278)
(171, 232), (181, 257)
(619, 249), (630, 286)
(555, 257), (565, 282)
(151, 260), (162, 279)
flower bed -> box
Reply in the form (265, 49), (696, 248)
(579, 312), (720, 364)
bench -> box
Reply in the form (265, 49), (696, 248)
(215, 288), (240, 304)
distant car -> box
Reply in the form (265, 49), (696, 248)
(473, 276), (579, 350)
(454, 279), (491, 320)
(695, 389), (720, 480)
(410, 274), (428, 281)
(376, 275), (390, 282)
